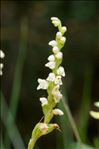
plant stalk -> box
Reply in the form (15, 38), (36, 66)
(62, 99), (82, 149)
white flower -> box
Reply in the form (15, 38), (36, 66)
(55, 75), (62, 85)
(48, 55), (55, 61)
(57, 66), (65, 77)
(52, 46), (59, 54)
(53, 109), (64, 116)
(52, 85), (62, 103)
(40, 97), (48, 106)
(45, 61), (55, 69)
(55, 52), (63, 59)
(48, 40), (57, 47)
(60, 37), (66, 44)
(61, 26), (67, 33)
(39, 123), (48, 134)
(0, 50), (5, 58)
(56, 32), (62, 39)
(47, 73), (56, 82)
(37, 79), (48, 90)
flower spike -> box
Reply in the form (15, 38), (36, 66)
(28, 17), (67, 149)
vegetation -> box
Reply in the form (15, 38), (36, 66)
(1, 1), (99, 149)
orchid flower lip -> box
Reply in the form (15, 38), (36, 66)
(48, 55), (55, 61)
(45, 61), (56, 69)
(40, 97), (48, 106)
(48, 40), (57, 47)
(37, 79), (48, 90)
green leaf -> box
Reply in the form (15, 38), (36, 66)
(94, 137), (99, 149)
(68, 142), (95, 149)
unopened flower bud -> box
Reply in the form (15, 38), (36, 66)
(0, 63), (3, 69)
(52, 46), (59, 54)
(56, 32), (62, 39)
(51, 17), (59, 21)
(60, 37), (66, 44)
(61, 26), (67, 33)
(46, 123), (59, 134)
(52, 20), (60, 27)
(55, 52), (63, 59)
(51, 17), (60, 27)
(47, 73), (55, 82)
(57, 66), (65, 77)
(39, 123), (48, 134)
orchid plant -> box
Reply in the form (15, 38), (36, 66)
(28, 17), (67, 149)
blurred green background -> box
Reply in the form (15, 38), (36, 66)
(1, 1), (99, 149)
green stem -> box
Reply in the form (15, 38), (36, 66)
(62, 99), (82, 148)
(28, 138), (37, 149)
